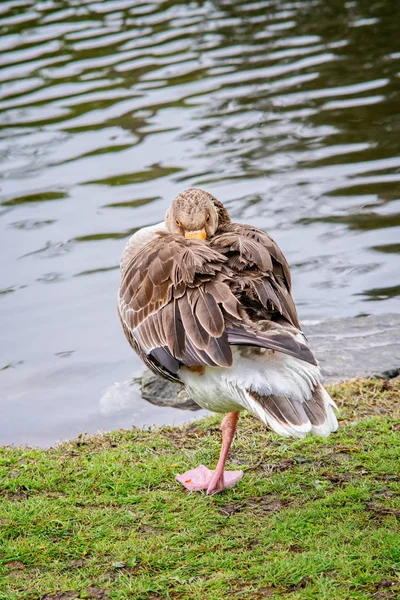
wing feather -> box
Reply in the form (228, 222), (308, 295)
(179, 293), (210, 349)
(119, 233), (236, 378)
(119, 221), (308, 381)
(194, 291), (225, 337)
(211, 223), (300, 328)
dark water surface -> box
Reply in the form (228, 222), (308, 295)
(1, 0), (399, 446)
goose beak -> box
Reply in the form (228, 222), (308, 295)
(185, 229), (207, 240)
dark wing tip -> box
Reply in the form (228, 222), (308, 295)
(227, 326), (317, 366)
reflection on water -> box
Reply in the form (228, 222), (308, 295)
(0, 0), (399, 446)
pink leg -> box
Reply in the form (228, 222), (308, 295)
(175, 412), (243, 495)
(206, 412), (242, 495)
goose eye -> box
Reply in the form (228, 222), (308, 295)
(205, 214), (210, 223)
(175, 218), (181, 227)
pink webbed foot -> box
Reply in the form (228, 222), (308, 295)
(175, 465), (244, 495)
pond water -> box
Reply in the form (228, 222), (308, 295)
(1, 0), (399, 446)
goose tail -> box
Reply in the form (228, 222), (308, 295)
(245, 382), (338, 439)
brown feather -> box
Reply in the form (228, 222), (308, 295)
(248, 390), (309, 427)
(303, 384), (328, 426)
(119, 207), (306, 380)
(194, 291), (225, 337)
(211, 223), (299, 329)
(133, 274), (154, 311)
(179, 294), (210, 349)
(161, 300), (185, 360)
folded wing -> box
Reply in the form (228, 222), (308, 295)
(210, 223), (299, 329)
(118, 226), (316, 382)
(118, 233), (241, 381)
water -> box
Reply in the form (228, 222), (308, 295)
(1, 0), (399, 446)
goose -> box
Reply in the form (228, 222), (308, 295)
(118, 188), (338, 495)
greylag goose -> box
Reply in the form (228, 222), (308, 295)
(118, 188), (338, 495)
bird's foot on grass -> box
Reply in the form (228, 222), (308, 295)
(175, 464), (243, 495)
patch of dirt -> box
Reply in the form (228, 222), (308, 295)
(2, 486), (67, 502)
(41, 593), (77, 600)
(162, 426), (208, 450)
(4, 560), (25, 571)
(377, 579), (399, 588)
(377, 474), (399, 483)
(0, 487), (30, 500)
(325, 472), (354, 487)
(68, 558), (87, 568)
(86, 588), (108, 600)
(138, 524), (165, 537)
(256, 459), (294, 474)
(246, 539), (259, 550)
(374, 578), (400, 599)
(373, 489), (394, 499)
(41, 587), (108, 600)
(257, 587), (276, 597)
(288, 544), (304, 553)
(218, 494), (290, 517)
(322, 570), (337, 579)
(247, 494), (292, 513)
(366, 502), (400, 519)
(218, 503), (246, 516)
(288, 577), (310, 591)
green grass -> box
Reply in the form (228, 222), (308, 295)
(1, 379), (399, 600)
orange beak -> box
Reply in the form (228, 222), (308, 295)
(184, 229), (207, 240)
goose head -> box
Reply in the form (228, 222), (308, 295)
(165, 188), (230, 240)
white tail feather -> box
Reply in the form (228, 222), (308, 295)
(181, 348), (339, 439)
